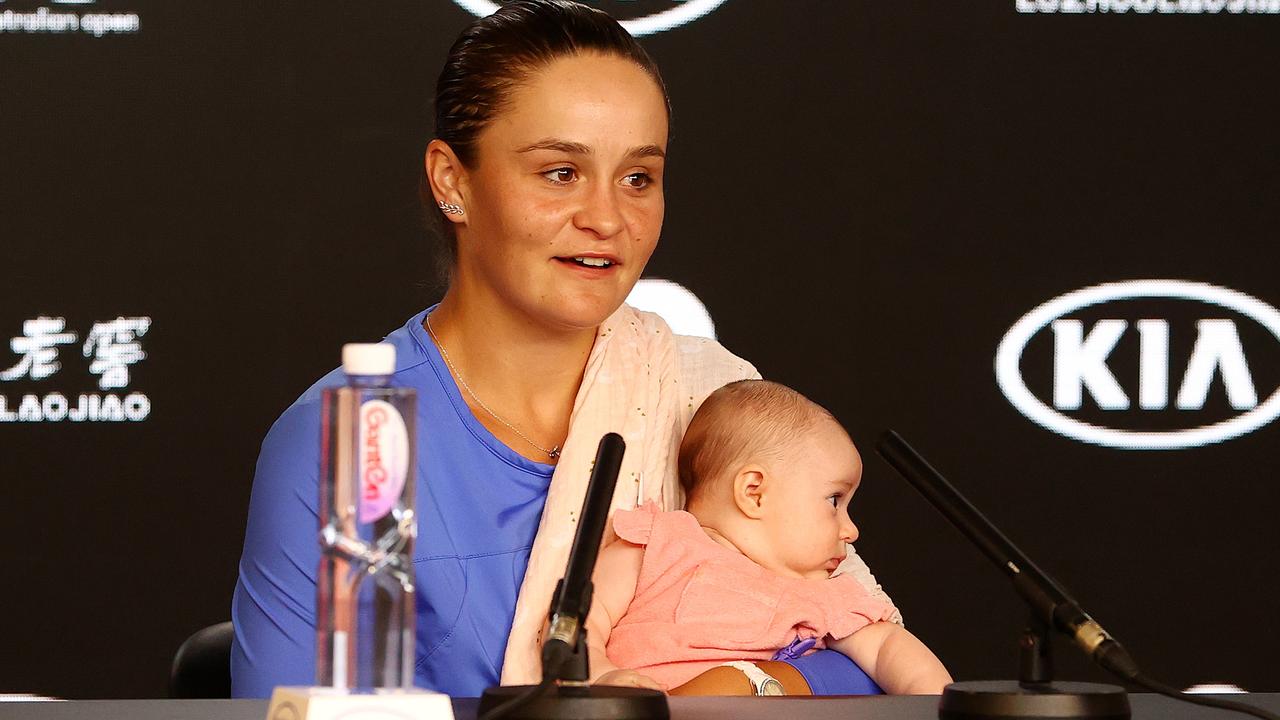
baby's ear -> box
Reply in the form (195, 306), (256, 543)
(732, 466), (767, 519)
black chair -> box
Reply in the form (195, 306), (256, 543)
(170, 621), (234, 698)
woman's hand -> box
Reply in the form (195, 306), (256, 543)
(593, 669), (666, 692)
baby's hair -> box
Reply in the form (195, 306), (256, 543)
(678, 379), (837, 504)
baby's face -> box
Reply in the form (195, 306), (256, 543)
(755, 419), (863, 581)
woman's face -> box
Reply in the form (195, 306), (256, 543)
(453, 53), (669, 331)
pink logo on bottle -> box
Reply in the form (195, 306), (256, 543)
(358, 399), (409, 523)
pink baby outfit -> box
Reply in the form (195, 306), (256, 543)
(604, 502), (896, 690)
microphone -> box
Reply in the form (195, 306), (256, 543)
(540, 431), (626, 680)
(875, 430), (1131, 720)
(876, 430), (1139, 680)
(876, 432), (1279, 720)
(478, 433), (668, 720)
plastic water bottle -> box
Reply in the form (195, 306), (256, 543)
(316, 343), (417, 690)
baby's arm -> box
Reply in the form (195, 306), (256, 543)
(583, 539), (663, 690)
(827, 622), (953, 694)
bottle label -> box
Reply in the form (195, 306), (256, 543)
(358, 399), (409, 523)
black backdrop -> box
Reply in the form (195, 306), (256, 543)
(3, 0), (1278, 699)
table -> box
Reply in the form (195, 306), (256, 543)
(2, 695), (1277, 720)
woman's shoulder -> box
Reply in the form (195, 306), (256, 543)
(619, 304), (760, 387)
(651, 315), (761, 428)
(261, 310), (437, 453)
(278, 310), (436, 412)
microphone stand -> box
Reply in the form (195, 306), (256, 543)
(877, 431), (1131, 720)
(477, 433), (669, 720)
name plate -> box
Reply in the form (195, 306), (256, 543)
(267, 686), (454, 720)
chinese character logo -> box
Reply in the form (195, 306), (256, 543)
(83, 317), (151, 390)
(2, 315), (153, 424)
(0, 316), (77, 381)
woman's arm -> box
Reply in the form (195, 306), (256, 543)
(827, 622), (953, 694)
(230, 402), (323, 697)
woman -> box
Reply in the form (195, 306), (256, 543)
(231, 0), (896, 698)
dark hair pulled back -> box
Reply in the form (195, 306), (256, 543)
(425, 0), (670, 273)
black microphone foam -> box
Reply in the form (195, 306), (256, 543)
(542, 432), (626, 679)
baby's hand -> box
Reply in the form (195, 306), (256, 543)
(593, 669), (666, 692)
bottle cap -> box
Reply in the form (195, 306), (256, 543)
(342, 343), (395, 376)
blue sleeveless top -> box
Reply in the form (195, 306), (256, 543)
(230, 307), (555, 697)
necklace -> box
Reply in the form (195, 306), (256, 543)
(425, 313), (562, 460)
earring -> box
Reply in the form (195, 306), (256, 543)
(438, 200), (464, 215)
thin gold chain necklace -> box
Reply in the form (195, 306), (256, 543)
(425, 313), (562, 460)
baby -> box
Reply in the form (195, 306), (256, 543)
(585, 379), (952, 695)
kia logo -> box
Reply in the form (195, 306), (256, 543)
(450, 0), (731, 36)
(995, 280), (1280, 449)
